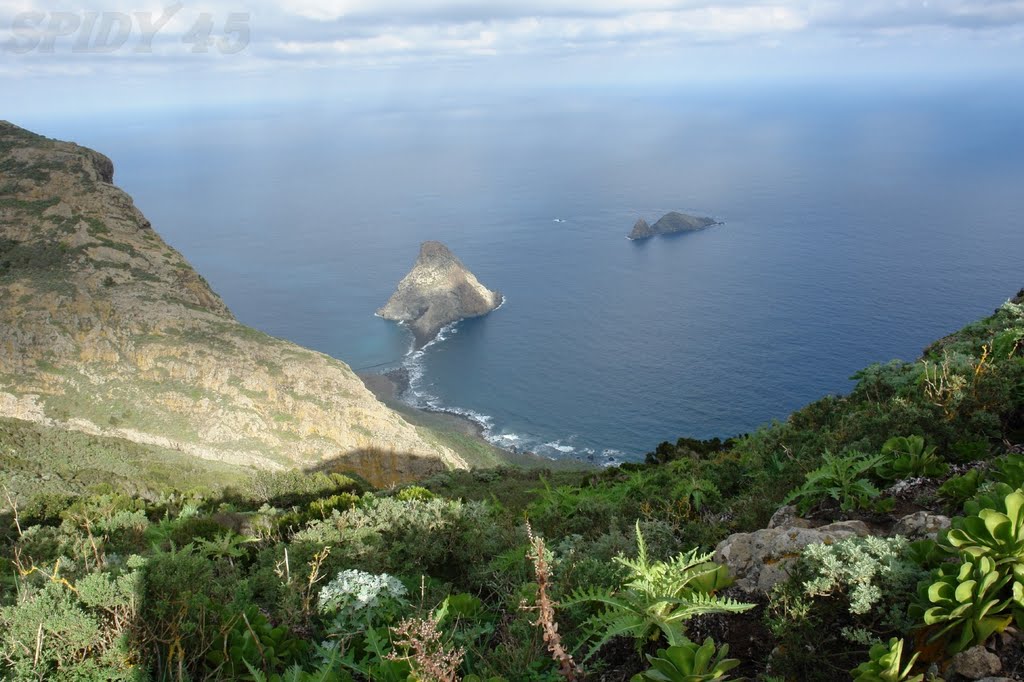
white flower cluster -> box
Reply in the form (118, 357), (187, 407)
(317, 569), (407, 617)
(1000, 299), (1024, 319)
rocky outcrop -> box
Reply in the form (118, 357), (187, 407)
(715, 507), (959, 594)
(628, 218), (654, 240)
(714, 520), (870, 593)
(0, 121), (465, 474)
(378, 241), (502, 347)
(627, 211), (720, 240)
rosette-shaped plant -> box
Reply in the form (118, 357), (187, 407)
(876, 436), (948, 481)
(943, 487), (1024, 565)
(631, 638), (741, 682)
(917, 556), (1014, 653)
(850, 638), (924, 682)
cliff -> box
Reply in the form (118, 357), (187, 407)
(0, 121), (466, 475)
(628, 211), (720, 240)
(378, 241), (502, 347)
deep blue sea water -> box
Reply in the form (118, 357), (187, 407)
(30, 81), (1024, 461)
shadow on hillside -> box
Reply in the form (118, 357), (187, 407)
(305, 446), (449, 489)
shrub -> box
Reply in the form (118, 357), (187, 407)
(783, 451), (884, 514)
(207, 605), (307, 679)
(566, 523), (754, 657)
(317, 569), (409, 638)
(0, 559), (144, 680)
(331, 496), (503, 579)
(801, 536), (928, 629)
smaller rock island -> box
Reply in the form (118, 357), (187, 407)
(628, 211), (721, 240)
(378, 241), (502, 348)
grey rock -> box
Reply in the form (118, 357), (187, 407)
(714, 522), (869, 593)
(891, 511), (951, 539)
(378, 241), (502, 347)
(817, 520), (871, 536)
(767, 505), (812, 529)
(627, 211), (720, 240)
(651, 211), (720, 234)
(950, 646), (1002, 680)
(628, 218), (654, 240)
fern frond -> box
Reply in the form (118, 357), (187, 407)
(578, 612), (648, 660)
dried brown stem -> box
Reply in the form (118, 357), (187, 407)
(523, 521), (581, 682)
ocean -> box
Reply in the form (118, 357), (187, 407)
(34, 80), (1024, 462)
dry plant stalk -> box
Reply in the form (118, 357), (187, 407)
(2, 484), (21, 538)
(523, 522), (580, 681)
(388, 616), (465, 682)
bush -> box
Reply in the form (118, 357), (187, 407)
(783, 451), (884, 514)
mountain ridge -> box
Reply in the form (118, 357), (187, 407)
(0, 121), (466, 478)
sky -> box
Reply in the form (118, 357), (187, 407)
(1, 0), (1024, 119)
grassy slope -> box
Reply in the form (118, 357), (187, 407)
(0, 417), (250, 503)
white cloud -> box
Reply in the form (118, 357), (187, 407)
(0, 0), (1021, 83)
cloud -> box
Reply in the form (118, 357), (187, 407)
(0, 0), (1021, 83)
(808, 0), (1024, 31)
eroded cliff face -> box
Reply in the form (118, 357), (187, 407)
(0, 122), (465, 473)
(377, 241), (502, 347)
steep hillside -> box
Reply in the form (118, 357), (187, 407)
(0, 122), (465, 477)
(2, 290), (1022, 681)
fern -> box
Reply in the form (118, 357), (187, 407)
(783, 451), (884, 514)
(565, 522), (754, 658)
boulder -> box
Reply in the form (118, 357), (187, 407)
(949, 646), (1002, 680)
(714, 521), (869, 593)
(891, 511), (951, 539)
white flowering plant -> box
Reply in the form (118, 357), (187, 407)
(317, 569), (409, 636)
(800, 535), (928, 638)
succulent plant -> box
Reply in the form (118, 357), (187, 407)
(943, 487), (1024, 564)
(850, 638), (924, 682)
(917, 556), (1015, 653)
(631, 638), (742, 682)
(876, 436), (948, 481)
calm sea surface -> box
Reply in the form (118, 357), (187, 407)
(34, 81), (1024, 461)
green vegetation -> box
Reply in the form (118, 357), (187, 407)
(631, 638), (741, 682)
(850, 638), (923, 682)
(1, 292), (1023, 680)
(0, 417), (247, 502)
(0, 236), (79, 279)
(567, 524), (753, 655)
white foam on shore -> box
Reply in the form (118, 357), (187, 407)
(393, 299), (623, 465)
